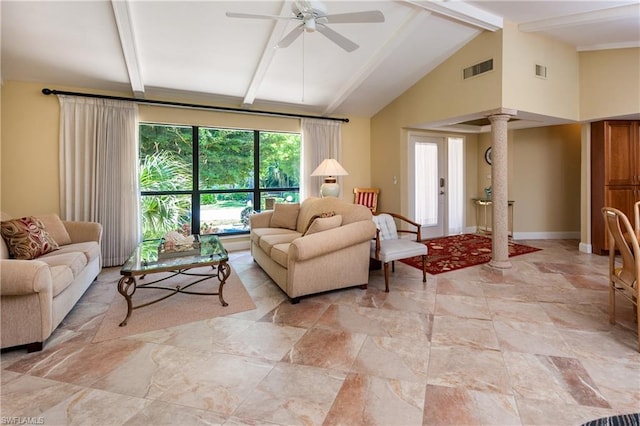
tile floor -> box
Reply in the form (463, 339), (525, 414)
(1, 239), (639, 425)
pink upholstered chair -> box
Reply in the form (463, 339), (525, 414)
(354, 187), (379, 213)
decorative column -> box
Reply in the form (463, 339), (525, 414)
(486, 114), (512, 271)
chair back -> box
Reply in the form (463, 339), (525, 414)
(354, 187), (380, 213)
(602, 207), (639, 284)
(372, 213), (398, 240)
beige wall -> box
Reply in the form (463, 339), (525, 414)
(579, 48), (640, 121)
(1, 80), (371, 216)
(502, 21), (580, 120)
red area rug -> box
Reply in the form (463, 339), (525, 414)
(399, 234), (541, 275)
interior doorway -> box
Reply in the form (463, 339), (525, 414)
(408, 133), (464, 239)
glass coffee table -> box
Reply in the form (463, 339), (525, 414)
(118, 235), (230, 327)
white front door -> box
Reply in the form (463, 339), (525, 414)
(409, 134), (446, 239)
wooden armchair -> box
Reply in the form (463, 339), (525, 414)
(354, 187), (380, 213)
(602, 206), (639, 352)
(371, 212), (427, 292)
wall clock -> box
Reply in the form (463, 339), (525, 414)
(484, 147), (492, 165)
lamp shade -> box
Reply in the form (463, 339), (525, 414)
(310, 159), (349, 177)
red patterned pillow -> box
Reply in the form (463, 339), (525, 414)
(0, 216), (59, 259)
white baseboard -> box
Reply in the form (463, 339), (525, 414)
(512, 231), (580, 240)
(579, 242), (592, 253)
(221, 235), (250, 252)
(463, 227), (579, 240)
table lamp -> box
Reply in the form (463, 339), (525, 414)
(310, 158), (349, 197)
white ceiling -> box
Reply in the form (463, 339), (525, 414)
(2, 0), (639, 126)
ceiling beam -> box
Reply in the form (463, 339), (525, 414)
(323, 8), (427, 116)
(404, 0), (502, 31)
(111, 0), (145, 98)
(519, 3), (640, 33)
(242, 1), (293, 107)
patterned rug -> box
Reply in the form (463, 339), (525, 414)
(399, 233), (541, 275)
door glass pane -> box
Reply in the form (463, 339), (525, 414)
(259, 132), (301, 189)
(199, 128), (254, 190)
(415, 142), (438, 225)
(448, 137), (464, 234)
(139, 124), (193, 191)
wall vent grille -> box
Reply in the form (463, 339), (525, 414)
(535, 64), (547, 78)
(463, 59), (493, 79)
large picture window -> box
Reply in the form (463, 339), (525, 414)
(139, 123), (300, 240)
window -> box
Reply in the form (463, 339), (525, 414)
(139, 123), (300, 240)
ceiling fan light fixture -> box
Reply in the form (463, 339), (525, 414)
(304, 18), (317, 32)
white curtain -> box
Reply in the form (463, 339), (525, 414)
(301, 118), (342, 199)
(58, 95), (140, 267)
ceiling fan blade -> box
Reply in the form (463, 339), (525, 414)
(316, 24), (359, 52)
(276, 24), (304, 48)
(324, 10), (385, 24)
(225, 11), (293, 20)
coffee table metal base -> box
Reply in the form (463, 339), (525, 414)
(117, 261), (231, 327)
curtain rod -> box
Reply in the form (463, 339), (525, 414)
(41, 88), (349, 123)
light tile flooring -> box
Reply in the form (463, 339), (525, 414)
(1, 239), (639, 425)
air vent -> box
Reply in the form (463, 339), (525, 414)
(463, 59), (493, 79)
(535, 64), (547, 79)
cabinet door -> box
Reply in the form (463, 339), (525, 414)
(604, 121), (638, 185)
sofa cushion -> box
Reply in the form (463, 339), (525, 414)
(0, 217), (59, 260)
(35, 214), (72, 246)
(38, 252), (87, 278)
(251, 227), (299, 245)
(259, 233), (300, 255)
(271, 243), (290, 268)
(50, 265), (75, 297)
(304, 214), (342, 236)
(40, 241), (101, 264)
(270, 203), (300, 230)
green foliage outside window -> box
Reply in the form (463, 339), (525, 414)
(139, 123), (300, 240)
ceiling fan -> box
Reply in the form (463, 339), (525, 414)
(226, 0), (385, 52)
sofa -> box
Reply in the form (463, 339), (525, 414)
(249, 197), (377, 302)
(1, 213), (102, 352)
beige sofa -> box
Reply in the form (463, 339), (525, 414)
(249, 197), (376, 302)
(1, 213), (102, 352)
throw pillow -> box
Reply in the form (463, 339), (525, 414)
(35, 213), (72, 246)
(304, 214), (342, 236)
(0, 216), (59, 260)
(270, 203), (300, 230)
(303, 211), (336, 234)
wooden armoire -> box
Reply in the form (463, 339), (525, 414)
(591, 120), (640, 254)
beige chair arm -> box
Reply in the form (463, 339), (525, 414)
(249, 211), (274, 229)
(63, 221), (103, 244)
(291, 220), (377, 262)
(0, 259), (52, 295)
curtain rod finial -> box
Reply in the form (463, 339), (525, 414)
(42, 88), (53, 95)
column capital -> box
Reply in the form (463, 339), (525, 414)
(488, 113), (512, 123)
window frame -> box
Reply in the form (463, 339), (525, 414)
(139, 123), (300, 238)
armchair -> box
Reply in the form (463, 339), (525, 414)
(371, 213), (427, 292)
(354, 187), (380, 213)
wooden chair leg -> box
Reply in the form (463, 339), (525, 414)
(610, 281), (616, 325)
(384, 262), (390, 293)
(421, 255), (426, 282)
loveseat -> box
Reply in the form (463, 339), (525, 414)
(1, 213), (102, 351)
(249, 197), (376, 302)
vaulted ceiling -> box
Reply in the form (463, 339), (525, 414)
(2, 1), (639, 122)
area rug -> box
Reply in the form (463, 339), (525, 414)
(399, 233), (541, 275)
(93, 267), (256, 342)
